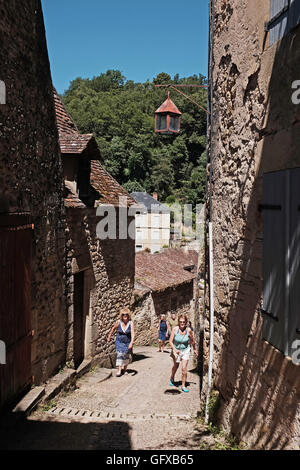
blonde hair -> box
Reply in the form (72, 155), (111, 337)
(120, 307), (131, 321)
(178, 314), (188, 325)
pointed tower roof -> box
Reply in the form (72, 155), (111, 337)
(155, 95), (182, 115)
(155, 94), (182, 115)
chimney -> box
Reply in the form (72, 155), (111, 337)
(153, 192), (158, 200)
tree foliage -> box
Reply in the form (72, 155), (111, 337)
(62, 70), (207, 206)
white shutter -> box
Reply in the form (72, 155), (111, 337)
(269, 0), (290, 45)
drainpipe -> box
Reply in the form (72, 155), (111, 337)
(204, 0), (215, 425)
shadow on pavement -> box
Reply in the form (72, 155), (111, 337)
(132, 353), (150, 362)
(0, 415), (132, 450)
(123, 368), (138, 376)
(164, 389), (181, 395)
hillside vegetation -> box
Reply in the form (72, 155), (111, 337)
(62, 70), (207, 207)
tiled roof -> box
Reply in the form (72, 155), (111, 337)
(130, 192), (170, 213)
(59, 134), (93, 154)
(53, 89), (78, 135)
(135, 249), (198, 292)
(53, 87), (101, 159)
(53, 87), (135, 208)
(91, 160), (137, 207)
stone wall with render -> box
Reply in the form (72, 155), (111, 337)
(0, 0), (66, 384)
(206, 0), (300, 449)
(65, 208), (135, 368)
(133, 281), (195, 345)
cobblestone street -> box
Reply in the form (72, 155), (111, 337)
(0, 346), (210, 450)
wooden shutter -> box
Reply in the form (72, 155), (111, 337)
(269, 0), (290, 45)
(288, 0), (300, 30)
(262, 170), (288, 354)
(288, 168), (300, 356)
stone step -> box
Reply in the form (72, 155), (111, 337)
(45, 406), (193, 422)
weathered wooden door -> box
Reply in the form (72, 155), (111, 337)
(0, 215), (32, 410)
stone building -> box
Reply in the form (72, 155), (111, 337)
(54, 90), (136, 369)
(130, 192), (170, 253)
(0, 0), (66, 409)
(206, 0), (300, 449)
(133, 249), (198, 345)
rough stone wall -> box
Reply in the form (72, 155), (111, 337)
(133, 282), (195, 345)
(66, 208), (135, 368)
(207, 0), (300, 449)
(131, 290), (157, 345)
(0, 0), (66, 384)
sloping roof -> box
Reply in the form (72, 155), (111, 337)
(53, 87), (101, 159)
(130, 192), (170, 213)
(155, 96), (182, 115)
(135, 249), (198, 292)
(91, 160), (137, 207)
(53, 87), (135, 208)
(53, 89), (78, 135)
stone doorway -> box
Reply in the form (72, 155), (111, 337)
(73, 269), (92, 369)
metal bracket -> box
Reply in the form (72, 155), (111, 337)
(264, 4), (290, 32)
(258, 204), (282, 212)
(260, 308), (279, 322)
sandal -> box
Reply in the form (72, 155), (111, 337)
(116, 372), (122, 377)
(169, 379), (175, 387)
(181, 387), (189, 393)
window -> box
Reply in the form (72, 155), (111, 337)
(266, 0), (300, 46)
(261, 168), (300, 357)
(136, 214), (141, 227)
(152, 214), (160, 228)
(136, 245), (143, 252)
(152, 230), (159, 240)
(136, 230), (143, 241)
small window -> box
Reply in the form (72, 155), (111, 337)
(156, 115), (167, 131)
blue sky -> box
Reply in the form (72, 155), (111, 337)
(41, 0), (209, 94)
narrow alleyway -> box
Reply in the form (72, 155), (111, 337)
(0, 346), (209, 450)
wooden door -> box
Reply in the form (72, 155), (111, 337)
(0, 216), (32, 410)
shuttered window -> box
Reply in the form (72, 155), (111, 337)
(267, 0), (300, 46)
(262, 168), (300, 357)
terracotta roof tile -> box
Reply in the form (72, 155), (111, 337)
(135, 249), (198, 291)
(91, 160), (137, 207)
(53, 87), (135, 208)
(53, 88), (78, 136)
(53, 87), (101, 159)
(59, 134), (94, 154)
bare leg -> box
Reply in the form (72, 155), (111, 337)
(157, 340), (162, 352)
(161, 341), (165, 352)
(117, 366), (122, 376)
(181, 360), (189, 388)
(171, 355), (179, 382)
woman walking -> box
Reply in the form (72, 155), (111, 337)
(169, 314), (197, 392)
(157, 314), (169, 352)
(107, 307), (135, 377)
